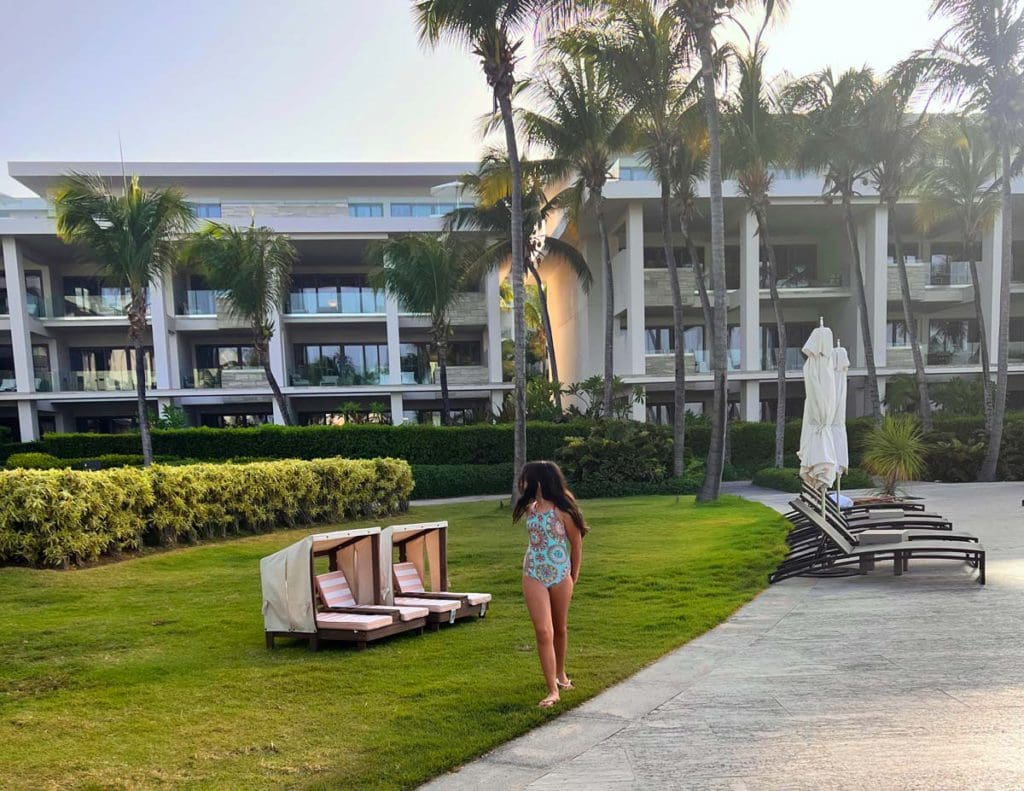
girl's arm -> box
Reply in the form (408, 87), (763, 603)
(564, 512), (583, 584)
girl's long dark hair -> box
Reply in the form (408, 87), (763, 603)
(512, 461), (588, 537)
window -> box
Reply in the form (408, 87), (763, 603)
(199, 412), (270, 428)
(887, 242), (921, 264)
(763, 244), (818, 287)
(292, 343), (388, 385)
(189, 202), (222, 219)
(195, 345), (259, 370)
(887, 320), (909, 347)
(643, 246), (692, 269)
(350, 203), (383, 218)
(646, 327), (674, 353)
(390, 203), (434, 218)
(62, 277), (135, 317)
(447, 341), (482, 366)
(75, 416), (138, 434)
(69, 347), (154, 390)
(288, 274), (384, 314)
(619, 166), (653, 181)
(434, 203), (457, 216)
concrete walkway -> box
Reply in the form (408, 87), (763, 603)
(423, 482), (1024, 790)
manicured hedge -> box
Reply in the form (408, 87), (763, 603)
(30, 423), (591, 466)
(410, 464), (513, 500)
(0, 457), (412, 568)
(751, 466), (875, 493)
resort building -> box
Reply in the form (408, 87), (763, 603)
(1, 159), (1022, 439)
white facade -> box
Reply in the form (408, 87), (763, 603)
(1, 160), (1023, 440)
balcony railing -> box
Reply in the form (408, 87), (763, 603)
(59, 293), (140, 318)
(178, 289), (221, 316)
(286, 288), (385, 315)
(62, 371), (155, 392)
(760, 272), (843, 289)
(761, 347), (807, 372)
(289, 366), (388, 387)
(183, 367), (268, 389)
(927, 344), (980, 366)
(928, 260), (972, 286)
(1009, 341), (1024, 363)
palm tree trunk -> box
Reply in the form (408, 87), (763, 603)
(497, 89), (528, 493)
(596, 193), (615, 418)
(980, 143), (1013, 481)
(661, 176), (686, 476)
(681, 222), (715, 352)
(697, 28), (727, 503)
(436, 335), (451, 426)
(755, 206), (787, 468)
(528, 263), (562, 414)
(257, 332), (292, 426)
(967, 249), (993, 432)
(842, 195), (882, 422)
(129, 297), (153, 466)
(889, 205), (931, 430)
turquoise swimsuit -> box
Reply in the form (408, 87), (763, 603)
(523, 503), (571, 587)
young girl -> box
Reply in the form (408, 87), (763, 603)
(513, 461), (587, 708)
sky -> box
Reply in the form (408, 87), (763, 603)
(0, 0), (951, 197)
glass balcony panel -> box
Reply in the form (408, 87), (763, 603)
(62, 293), (136, 317)
(762, 347), (807, 372)
(63, 370), (154, 391)
(182, 290), (219, 315)
(926, 343), (980, 366)
(291, 363), (388, 386)
(928, 260), (972, 286)
(1009, 341), (1024, 363)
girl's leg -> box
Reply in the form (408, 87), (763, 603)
(523, 575), (559, 705)
(549, 577), (574, 686)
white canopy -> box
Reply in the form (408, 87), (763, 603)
(798, 326), (838, 490)
(259, 527), (391, 634)
(831, 345), (851, 476)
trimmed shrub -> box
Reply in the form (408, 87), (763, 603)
(6, 452), (65, 469)
(410, 463), (513, 500)
(570, 474), (698, 500)
(0, 457), (413, 568)
(557, 421), (674, 484)
(752, 466), (875, 493)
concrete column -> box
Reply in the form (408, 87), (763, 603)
(149, 272), (174, 390)
(268, 304), (288, 425)
(626, 203), (646, 375)
(740, 380), (760, 422)
(17, 400), (38, 442)
(981, 211), (1004, 361)
(385, 294), (402, 385)
(390, 392), (404, 425)
(484, 269), (502, 383)
(2, 238), (36, 394)
(861, 206), (888, 369)
(739, 210), (761, 371)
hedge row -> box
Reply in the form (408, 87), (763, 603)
(751, 466), (875, 493)
(0, 457), (413, 568)
(15, 423), (591, 466)
(410, 464), (513, 500)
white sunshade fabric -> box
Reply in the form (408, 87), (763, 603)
(259, 527), (383, 634)
(798, 326), (838, 491)
(831, 345), (851, 477)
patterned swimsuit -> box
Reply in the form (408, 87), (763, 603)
(523, 503), (571, 588)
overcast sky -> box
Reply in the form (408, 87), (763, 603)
(0, 0), (950, 196)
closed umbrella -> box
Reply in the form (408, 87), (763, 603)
(831, 345), (851, 491)
(798, 325), (838, 495)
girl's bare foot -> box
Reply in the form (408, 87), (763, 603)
(538, 692), (560, 708)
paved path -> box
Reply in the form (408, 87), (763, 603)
(422, 482), (1024, 790)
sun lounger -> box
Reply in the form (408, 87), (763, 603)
(770, 499), (985, 585)
(393, 561), (491, 619)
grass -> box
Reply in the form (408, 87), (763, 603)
(0, 495), (789, 790)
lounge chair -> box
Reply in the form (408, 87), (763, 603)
(770, 499), (985, 585)
(383, 521), (492, 623)
(260, 526), (428, 651)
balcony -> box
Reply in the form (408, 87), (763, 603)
(644, 350), (741, 376)
(289, 365), (388, 387)
(927, 344), (980, 366)
(178, 290), (221, 316)
(928, 260), (972, 286)
(286, 288), (385, 316)
(184, 367), (268, 389)
(761, 347), (806, 372)
(58, 293), (139, 318)
(400, 364), (489, 386)
(61, 371), (155, 392)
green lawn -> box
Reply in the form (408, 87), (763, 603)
(0, 495), (788, 790)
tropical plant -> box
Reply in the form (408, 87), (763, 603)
(565, 375), (644, 420)
(671, 0), (788, 502)
(910, 0), (1024, 480)
(570, 0), (691, 476)
(445, 152), (591, 411)
(413, 0), (584, 487)
(521, 49), (635, 417)
(932, 375), (987, 416)
(525, 378), (565, 421)
(864, 70), (933, 429)
(366, 234), (480, 425)
(882, 373), (921, 415)
(184, 222), (297, 426)
(861, 414), (927, 496)
(914, 116), (1000, 430)
(53, 173), (194, 465)
(557, 420), (673, 485)
(722, 34), (792, 466)
(150, 404), (189, 430)
(785, 67), (883, 422)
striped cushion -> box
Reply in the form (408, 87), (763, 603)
(395, 596), (461, 613)
(316, 571), (356, 608)
(355, 604), (429, 622)
(393, 562), (425, 594)
(316, 612), (392, 631)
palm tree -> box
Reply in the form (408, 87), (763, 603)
(519, 53), (635, 417)
(864, 70), (933, 429)
(367, 234), (480, 425)
(413, 0), (583, 483)
(445, 153), (592, 413)
(572, 0), (691, 476)
(914, 116), (1000, 432)
(910, 0), (1024, 480)
(785, 67), (883, 422)
(53, 173), (194, 465)
(722, 36), (792, 467)
(671, 0), (788, 502)
(185, 222), (297, 426)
